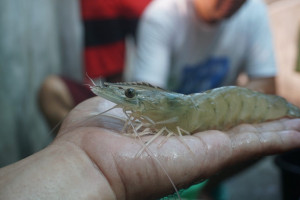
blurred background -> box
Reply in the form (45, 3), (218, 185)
(0, 0), (299, 199)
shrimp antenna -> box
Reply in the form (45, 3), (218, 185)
(97, 104), (120, 115)
(47, 118), (64, 136)
(85, 72), (97, 86)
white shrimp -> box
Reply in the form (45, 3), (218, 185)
(90, 81), (300, 137)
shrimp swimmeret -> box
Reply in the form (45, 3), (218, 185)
(90, 81), (300, 137)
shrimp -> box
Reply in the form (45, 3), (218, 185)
(90, 82), (300, 136)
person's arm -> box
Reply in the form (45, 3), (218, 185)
(1, 97), (300, 200)
(245, 77), (276, 94)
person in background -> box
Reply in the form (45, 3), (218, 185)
(1, 97), (300, 200)
(39, 0), (151, 129)
(131, 0), (276, 198)
(133, 0), (276, 95)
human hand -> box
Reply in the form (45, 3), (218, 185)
(55, 97), (300, 199)
(1, 97), (299, 200)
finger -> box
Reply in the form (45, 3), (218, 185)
(229, 119), (300, 158)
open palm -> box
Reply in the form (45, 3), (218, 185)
(54, 97), (300, 200)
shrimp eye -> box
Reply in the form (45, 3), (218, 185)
(125, 88), (136, 98)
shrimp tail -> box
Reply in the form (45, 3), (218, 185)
(287, 102), (300, 117)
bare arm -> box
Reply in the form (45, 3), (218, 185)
(0, 97), (299, 200)
(245, 77), (276, 94)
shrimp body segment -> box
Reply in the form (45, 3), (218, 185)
(90, 82), (300, 134)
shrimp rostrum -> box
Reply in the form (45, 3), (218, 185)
(90, 82), (300, 136)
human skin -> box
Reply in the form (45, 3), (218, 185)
(1, 97), (300, 200)
(194, 0), (247, 24)
(244, 77), (276, 94)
